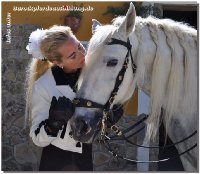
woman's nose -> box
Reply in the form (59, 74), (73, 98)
(79, 47), (86, 56)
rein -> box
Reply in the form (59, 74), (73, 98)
(103, 138), (197, 163)
(101, 119), (197, 163)
(97, 113), (197, 163)
(73, 37), (197, 163)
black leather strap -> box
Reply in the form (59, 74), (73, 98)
(73, 98), (104, 109)
(104, 54), (129, 110)
(127, 38), (137, 74)
(107, 38), (132, 50)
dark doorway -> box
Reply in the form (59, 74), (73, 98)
(158, 123), (184, 171)
(163, 10), (197, 29)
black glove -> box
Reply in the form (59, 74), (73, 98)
(46, 96), (75, 133)
(107, 104), (124, 127)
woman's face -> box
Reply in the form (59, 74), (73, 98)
(56, 36), (86, 72)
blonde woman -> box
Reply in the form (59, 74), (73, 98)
(25, 25), (92, 171)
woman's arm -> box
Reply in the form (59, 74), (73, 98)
(30, 83), (58, 147)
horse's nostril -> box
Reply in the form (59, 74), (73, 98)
(77, 119), (89, 134)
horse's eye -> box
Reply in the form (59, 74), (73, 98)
(106, 59), (118, 67)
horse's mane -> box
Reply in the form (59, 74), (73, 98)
(80, 15), (197, 140)
(114, 16), (197, 140)
(113, 15), (196, 37)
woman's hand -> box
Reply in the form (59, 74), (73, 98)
(46, 96), (75, 133)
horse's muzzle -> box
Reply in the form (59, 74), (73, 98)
(70, 108), (102, 143)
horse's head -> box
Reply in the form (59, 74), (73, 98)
(70, 3), (139, 143)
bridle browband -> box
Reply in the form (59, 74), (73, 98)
(73, 37), (137, 135)
(72, 37), (197, 163)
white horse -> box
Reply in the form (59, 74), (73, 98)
(70, 3), (197, 171)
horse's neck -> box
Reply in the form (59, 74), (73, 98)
(129, 24), (155, 96)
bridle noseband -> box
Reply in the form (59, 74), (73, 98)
(73, 37), (137, 135)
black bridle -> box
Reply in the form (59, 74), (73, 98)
(73, 38), (137, 136)
(73, 38), (197, 163)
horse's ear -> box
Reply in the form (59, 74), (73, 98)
(92, 19), (102, 34)
(116, 2), (136, 38)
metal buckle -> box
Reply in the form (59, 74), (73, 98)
(87, 101), (92, 107)
(111, 92), (117, 96)
(101, 122), (106, 136)
(123, 64), (128, 68)
(118, 76), (123, 81)
(100, 111), (108, 137)
(109, 96), (115, 104)
(123, 58), (128, 68)
(111, 125), (122, 136)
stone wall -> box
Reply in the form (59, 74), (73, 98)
(2, 24), (157, 171)
(2, 24), (42, 171)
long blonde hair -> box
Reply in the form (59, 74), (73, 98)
(24, 25), (74, 128)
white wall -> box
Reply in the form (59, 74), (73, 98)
(137, 90), (150, 171)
